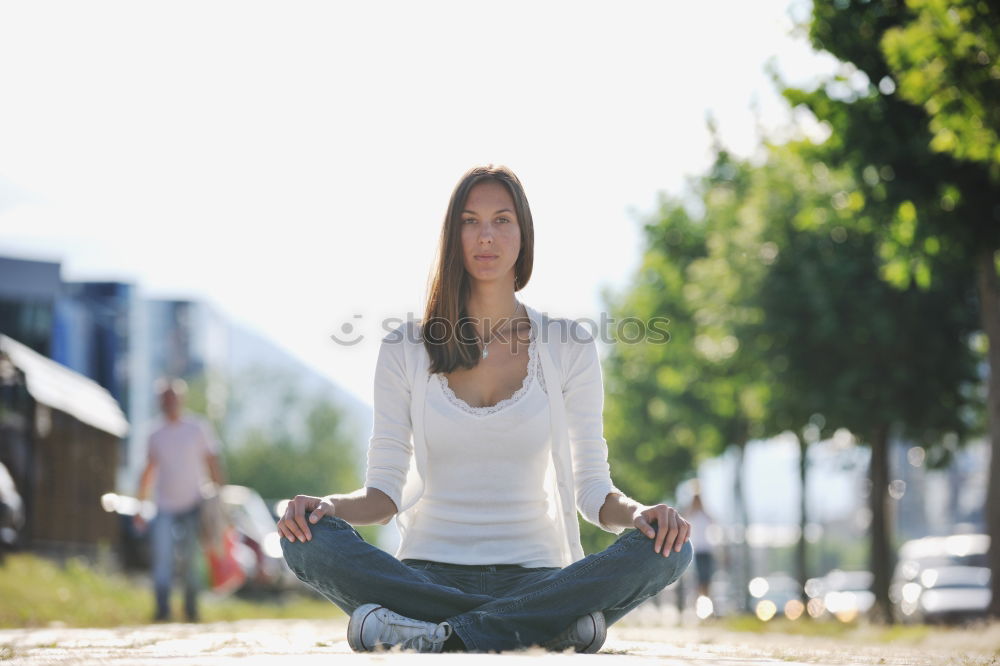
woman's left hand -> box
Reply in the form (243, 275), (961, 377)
(632, 503), (691, 557)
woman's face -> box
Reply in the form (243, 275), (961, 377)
(459, 180), (521, 285)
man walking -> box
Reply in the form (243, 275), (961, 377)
(136, 377), (224, 622)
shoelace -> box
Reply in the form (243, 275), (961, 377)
(375, 614), (453, 652)
(401, 622), (452, 651)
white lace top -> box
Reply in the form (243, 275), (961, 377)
(435, 332), (548, 416)
(394, 331), (564, 567)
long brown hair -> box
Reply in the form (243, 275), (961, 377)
(422, 164), (535, 375)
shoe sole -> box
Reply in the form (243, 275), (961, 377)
(347, 603), (384, 652)
(580, 611), (607, 653)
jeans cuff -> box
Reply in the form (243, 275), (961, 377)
(444, 617), (481, 652)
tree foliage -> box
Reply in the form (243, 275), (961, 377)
(882, 0), (1000, 173)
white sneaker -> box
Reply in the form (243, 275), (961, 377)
(348, 603), (454, 653)
(540, 611), (606, 653)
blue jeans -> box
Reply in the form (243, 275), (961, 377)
(281, 515), (693, 652)
(151, 503), (202, 620)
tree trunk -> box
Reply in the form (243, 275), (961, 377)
(797, 436), (809, 604)
(975, 246), (1000, 619)
(869, 422), (894, 624)
(733, 439), (752, 613)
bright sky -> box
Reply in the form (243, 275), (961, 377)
(0, 0), (837, 408)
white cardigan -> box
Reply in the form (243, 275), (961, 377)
(364, 302), (624, 567)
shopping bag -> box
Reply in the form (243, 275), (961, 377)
(205, 525), (246, 594)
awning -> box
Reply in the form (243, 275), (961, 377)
(0, 333), (129, 438)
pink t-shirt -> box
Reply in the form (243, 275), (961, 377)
(148, 414), (218, 513)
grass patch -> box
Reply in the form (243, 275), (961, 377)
(0, 553), (342, 628)
(721, 615), (857, 637)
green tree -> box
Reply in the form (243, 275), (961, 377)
(600, 112), (981, 623)
(588, 186), (716, 557)
(780, 0), (996, 618)
(597, 132), (782, 610)
(749, 141), (979, 621)
(881, 0), (1000, 616)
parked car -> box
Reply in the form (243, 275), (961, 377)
(805, 569), (875, 622)
(913, 565), (992, 624)
(102, 491), (153, 570)
(0, 461), (24, 560)
(101, 484), (296, 593)
(748, 572), (803, 621)
(218, 484), (297, 593)
(891, 534), (991, 624)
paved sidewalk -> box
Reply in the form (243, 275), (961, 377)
(2, 617), (997, 666)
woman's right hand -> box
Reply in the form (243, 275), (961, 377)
(277, 494), (336, 542)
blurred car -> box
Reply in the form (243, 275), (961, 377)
(911, 565), (992, 624)
(748, 572), (804, 621)
(218, 484), (297, 593)
(0, 461), (24, 559)
(804, 569), (875, 622)
(100, 491), (153, 570)
(891, 534), (991, 624)
(101, 484), (296, 593)
(702, 570), (742, 618)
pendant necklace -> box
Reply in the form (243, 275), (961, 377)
(480, 301), (523, 359)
